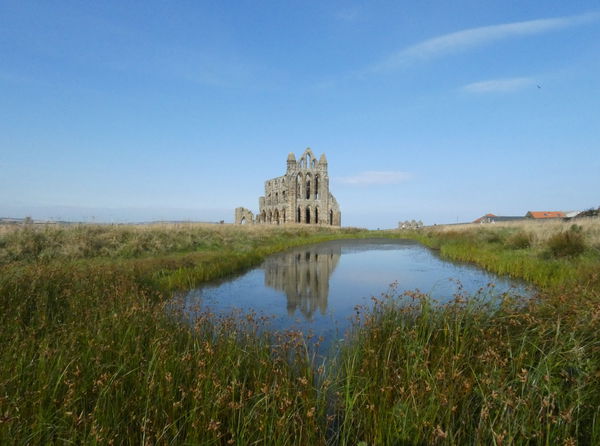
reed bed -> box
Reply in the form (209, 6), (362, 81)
(0, 222), (365, 265)
(335, 286), (600, 445)
(0, 262), (331, 444)
(1, 222), (600, 444)
(0, 225), (360, 444)
(397, 218), (600, 291)
(426, 217), (600, 247)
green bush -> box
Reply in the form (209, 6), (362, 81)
(506, 231), (531, 249)
(482, 230), (505, 243)
(547, 230), (586, 258)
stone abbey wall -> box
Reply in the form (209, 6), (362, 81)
(235, 148), (341, 226)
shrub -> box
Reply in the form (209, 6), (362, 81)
(547, 230), (586, 258)
(482, 230), (505, 243)
(506, 231), (531, 249)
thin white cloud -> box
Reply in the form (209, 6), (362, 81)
(462, 77), (535, 93)
(336, 171), (412, 185)
(372, 12), (599, 72)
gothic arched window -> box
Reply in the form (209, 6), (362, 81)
(296, 173), (302, 199)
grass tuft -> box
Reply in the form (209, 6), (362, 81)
(546, 229), (586, 258)
(2, 220), (600, 444)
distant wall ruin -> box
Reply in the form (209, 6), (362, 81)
(234, 207), (254, 225)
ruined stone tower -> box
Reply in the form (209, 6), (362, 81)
(234, 148), (341, 226)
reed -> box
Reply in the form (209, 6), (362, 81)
(2, 221), (600, 444)
(0, 222), (366, 264)
(0, 262), (331, 444)
(335, 286), (600, 445)
(396, 218), (600, 291)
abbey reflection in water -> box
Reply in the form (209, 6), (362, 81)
(184, 240), (530, 344)
(263, 244), (341, 319)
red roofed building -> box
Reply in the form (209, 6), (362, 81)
(473, 213), (496, 223)
(473, 213), (525, 224)
(525, 211), (565, 219)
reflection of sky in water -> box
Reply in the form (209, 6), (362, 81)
(183, 239), (531, 348)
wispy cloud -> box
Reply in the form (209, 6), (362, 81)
(336, 171), (412, 185)
(462, 77), (535, 93)
(372, 12), (599, 73)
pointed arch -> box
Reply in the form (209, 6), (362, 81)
(297, 206), (301, 223)
(305, 206), (311, 224)
(314, 206), (319, 224)
(314, 175), (319, 199)
(296, 173), (303, 199)
(305, 173), (312, 200)
(329, 209), (333, 225)
(299, 148), (316, 170)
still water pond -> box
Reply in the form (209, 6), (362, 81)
(183, 239), (529, 344)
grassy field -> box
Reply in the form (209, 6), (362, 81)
(403, 218), (600, 290)
(336, 218), (600, 444)
(1, 220), (599, 444)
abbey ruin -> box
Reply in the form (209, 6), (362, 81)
(235, 148), (341, 226)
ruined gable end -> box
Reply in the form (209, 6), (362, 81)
(234, 207), (254, 225)
(234, 148), (341, 226)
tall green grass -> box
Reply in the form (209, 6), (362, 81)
(403, 224), (600, 291)
(0, 262), (331, 444)
(334, 287), (600, 444)
(2, 222), (600, 444)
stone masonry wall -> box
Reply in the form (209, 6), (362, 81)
(234, 148), (341, 226)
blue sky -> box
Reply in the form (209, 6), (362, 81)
(1, 1), (599, 228)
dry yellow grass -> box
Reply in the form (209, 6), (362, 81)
(426, 217), (600, 247)
(0, 221), (365, 265)
(0, 221), (352, 235)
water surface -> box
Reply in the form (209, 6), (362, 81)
(182, 239), (530, 345)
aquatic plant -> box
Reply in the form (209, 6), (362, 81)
(334, 286), (600, 444)
(1, 221), (600, 444)
(402, 218), (600, 290)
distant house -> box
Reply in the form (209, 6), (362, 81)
(473, 213), (496, 224)
(525, 211), (565, 219)
(576, 208), (599, 218)
(473, 213), (525, 224)
(564, 211), (581, 218)
(399, 219), (423, 229)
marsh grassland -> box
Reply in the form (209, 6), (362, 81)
(1, 220), (599, 444)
